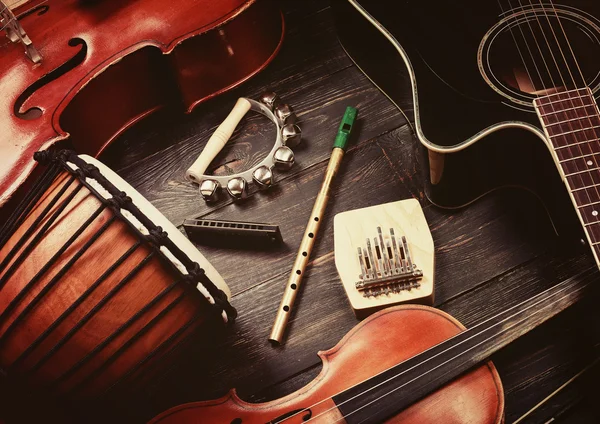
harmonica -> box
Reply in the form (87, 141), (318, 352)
(183, 218), (282, 249)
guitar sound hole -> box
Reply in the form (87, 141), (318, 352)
(478, 5), (600, 106)
(14, 38), (88, 120)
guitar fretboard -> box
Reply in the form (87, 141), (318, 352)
(534, 88), (600, 265)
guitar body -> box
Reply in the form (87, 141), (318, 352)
(0, 0), (283, 209)
(332, 0), (600, 238)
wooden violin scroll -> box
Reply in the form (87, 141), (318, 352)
(150, 305), (504, 424)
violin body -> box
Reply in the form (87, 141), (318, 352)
(150, 305), (504, 424)
(0, 0), (283, 209)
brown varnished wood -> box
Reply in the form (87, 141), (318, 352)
(150, 305), (504, 424)
(0, 172), (214, 397)
(0, 0), (284, 209)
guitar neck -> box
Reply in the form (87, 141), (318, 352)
(534, 88), (600, 267)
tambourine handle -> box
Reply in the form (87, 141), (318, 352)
(186, 98), (252, 183)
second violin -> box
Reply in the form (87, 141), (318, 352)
(150, 275), (590, 423)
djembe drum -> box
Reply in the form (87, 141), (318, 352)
(0, 151), (235, 414)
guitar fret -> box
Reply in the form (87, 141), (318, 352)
(536, 96), (595, 107)
(539, 104), (596, 116)
(554, 138), (600, 150)
(565, 167), (600, 177)
(536, 87), (592, 104)
(538, 87), (591, 101)
(535, 87), (600, 262)
(559, 153), (600, 163)
(578, 201), (600, 208)
(570, 183), (599, 193)
(550, 125), (600, 139)
(544, 115), (598, 126)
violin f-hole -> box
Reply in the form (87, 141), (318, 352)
(17, 4), (50, 20)
(14, 37), (88, 120)
(268, 408), (312, 423)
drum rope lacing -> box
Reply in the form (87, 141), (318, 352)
(37, 150), (237, 324)
(0, 149), (236, 400)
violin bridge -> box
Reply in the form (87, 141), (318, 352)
(1, 1), (42, 63)
(355, 227), (423, 297)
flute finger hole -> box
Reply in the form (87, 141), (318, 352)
(314, 217), (319, 222)
(291, 284), (297, 290)
(302, 251), (307, 257)
(283, 305), (290, 312)
(296, 270), (301, 275)
(308, 233), (314, 238)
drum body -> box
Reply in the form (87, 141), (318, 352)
(0, 151), (234, 410)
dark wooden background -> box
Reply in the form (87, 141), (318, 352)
(3, 1), (600, 423)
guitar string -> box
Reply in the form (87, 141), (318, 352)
(545, 0), (600, 146)
(518, 0), (600, 219)
(273, 275), (584, 423)
(547, 0), (590, 88)
(280, 3), (597, 423)
(311, 281), (587, 423)
(532, 0), (600, 219)
(495, 0), (537, 91)
(539, 0), (582, 87)
(498, 0), (600, 214)
(334, 4), (600, 422)
(0, 0), (596, 420)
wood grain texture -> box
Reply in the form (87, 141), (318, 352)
(2, 1), (600, 423)
(0, 172), (212, 399)
(334, 199), (435, 316)
(0, 0), (284, 207)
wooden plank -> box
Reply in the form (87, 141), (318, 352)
(103, 64), (404, 226)
(136, 128), (578, 413)
(239, 254), (600, 423)
(100, 2), (359, 173)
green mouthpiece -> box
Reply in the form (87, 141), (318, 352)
(333, 106), (358, 151)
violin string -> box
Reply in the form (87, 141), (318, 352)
(274, 277), (583, 423)
(315, 281), (587, 424)
(291, 7), (598, 420)
(0, 0), (49, 33)
(0, 0), (25, 19)
(16, 0), (48, 16)
(318, 5), (597, 422)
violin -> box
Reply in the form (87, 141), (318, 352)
(149, 275), (589, 423)
(0, 0), (283, 211)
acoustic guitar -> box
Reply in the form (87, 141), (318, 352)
(332, 0), (600, 265)
(0, 0), (283, 212)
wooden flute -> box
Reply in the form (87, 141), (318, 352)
(269, 106), (358, 344)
